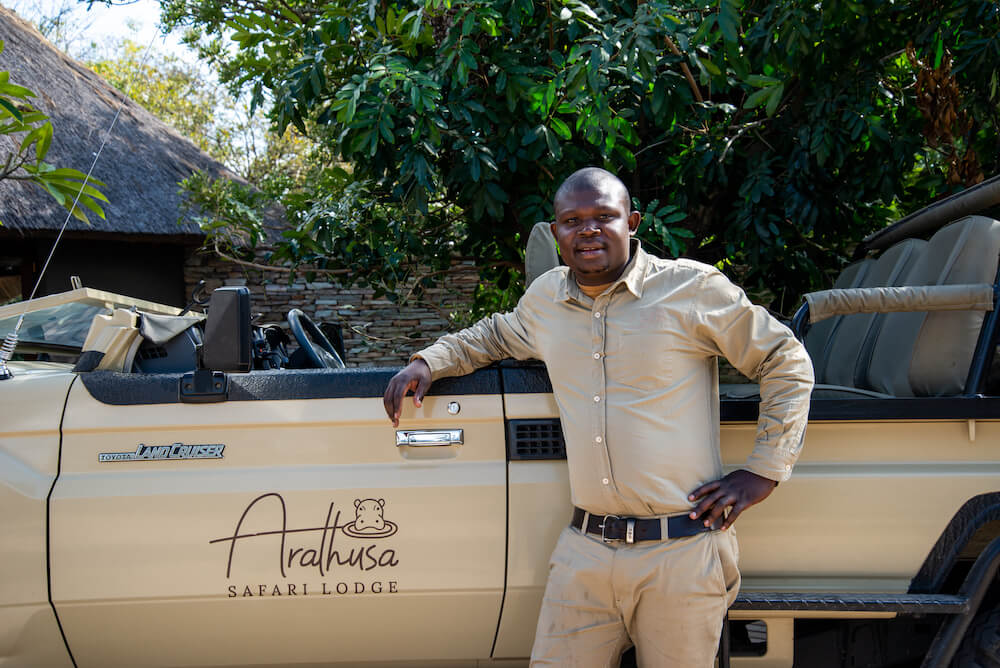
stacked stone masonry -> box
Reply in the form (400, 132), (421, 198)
(183, 248), (481, 367)
(183, 247), (753, 382)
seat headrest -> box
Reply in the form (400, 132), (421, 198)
(525, 221), (559, 288)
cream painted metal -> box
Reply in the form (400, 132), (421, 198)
(0, 363), (75, 668)
(51, 385), (507, 668)
(0, 287), (182, 322)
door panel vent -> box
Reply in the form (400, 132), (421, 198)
(507, 419), (566, 460)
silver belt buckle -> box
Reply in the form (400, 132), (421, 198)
(625, 518), (636, 544)
(599, 515), (620, 543)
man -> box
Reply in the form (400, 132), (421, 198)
(383, 167), (814, 666)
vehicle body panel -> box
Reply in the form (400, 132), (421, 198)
(51, 381), (506, 667)
(0, 363), (75, 668)
(1, 353), (998, 665)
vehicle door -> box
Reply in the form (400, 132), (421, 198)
(49, 367), (507, 668)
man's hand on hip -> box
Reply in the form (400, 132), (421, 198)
(383, 358), (432, 427)
(687, 469), (778, 531)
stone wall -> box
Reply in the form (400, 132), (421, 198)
(182, 246), (755, 382)
(182, 247), (481, 367)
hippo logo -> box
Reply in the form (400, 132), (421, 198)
(341, 498), (398, 539)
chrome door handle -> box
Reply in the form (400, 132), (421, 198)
(395, 429), (464, 447)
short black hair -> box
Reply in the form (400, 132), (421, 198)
(554, 167), (631, 211)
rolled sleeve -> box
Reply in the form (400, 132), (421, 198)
(412, 299), (539, 381)
(690, 269), (814, 482)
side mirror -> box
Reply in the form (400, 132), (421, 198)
(201, 286), (251, 373)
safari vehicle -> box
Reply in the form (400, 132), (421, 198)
(2, 176), (1000, 668)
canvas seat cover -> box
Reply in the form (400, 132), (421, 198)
(865, 216), (1000, 396)
(803, 258), (874, 382)
(820, 238), (925, 388)
(525, 221), (560, 288)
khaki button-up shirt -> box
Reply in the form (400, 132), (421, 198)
(416, 243), (814, 517)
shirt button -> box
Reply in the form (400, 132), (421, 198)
(593, 395), (601, 402)
(595, 436), (603, 443)
(785, 465), (791, 471)
(594, 312), (601, 318)
(602, 478), (609, 485)
(593, 352), (601, 359)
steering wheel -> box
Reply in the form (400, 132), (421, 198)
(287, 309), (345, 369)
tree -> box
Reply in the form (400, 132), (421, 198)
(3, 0), (100, 56)
(87, 37), (313, 191)
(153, 0), (1000, 314)
(0, 39), (108, 226)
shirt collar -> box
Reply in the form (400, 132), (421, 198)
(557, 238), (647, 303)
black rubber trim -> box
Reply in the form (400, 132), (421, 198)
(909, 493), (1000, 594)
(731, 591), (968, 614)
(79, 367), (501, 405)
(48, 375), (78, 667)
(78, 361), (1000, 417)
(922, 536), (1000, 667)
(71, 350), (104, 373)
(498, 360), (555, 394)
(502, 362), (1000, 421)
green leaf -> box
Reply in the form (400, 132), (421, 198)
(35, 122), (52, 160)
(743, 87), (771, 109)
(459, 48), (477, 71)
(699, 58), (721, 76)
(0, 81), (34, 99)
(764, 83), (784, 116)
(19, 126), (42, 153)
(651, 78), (667, 115)
(550, 117), (571, 140)
(717, 0), (740, 43)
(746, 75), (780, 87)
(0, 97), (22, 122)
(692, 15), (717, 45)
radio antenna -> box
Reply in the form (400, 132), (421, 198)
(0, 23), (165, 380)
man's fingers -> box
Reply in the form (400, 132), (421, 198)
(383, 376), (412, 426)
(383, 379), (402, 424)
(690, 488), (728, 519)
(704, 493), (737, 527)
(413, 376), (430, 407)
(720, 503), (747, 530)
(688, 480), (720, 504)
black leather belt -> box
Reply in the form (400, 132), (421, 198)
(571, 507), (715, 544)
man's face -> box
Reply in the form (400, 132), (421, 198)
(550, 184), (641, 286)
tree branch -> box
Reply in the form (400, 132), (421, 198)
(664, 35), (705, 103)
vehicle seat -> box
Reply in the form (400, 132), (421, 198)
(803, 257), (875, 382)
(819, 238), (925, 389)
(723, 215), (1000, 400)
(864, 215), (1000, 396)
(525, 221), (559, 288)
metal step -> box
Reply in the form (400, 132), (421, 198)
(732, 591), (969, 614)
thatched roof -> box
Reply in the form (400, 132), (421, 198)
(0, 6), (238, 239)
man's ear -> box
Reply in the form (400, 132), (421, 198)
(628, 211), (641, 235)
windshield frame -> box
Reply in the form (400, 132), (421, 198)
(0, 288), (184, 353)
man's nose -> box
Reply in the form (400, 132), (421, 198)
(580, 219), (600, 234)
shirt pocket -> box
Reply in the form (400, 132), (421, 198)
(614, 331), (673, 390)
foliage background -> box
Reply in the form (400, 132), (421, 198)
(119, 0), (1000, 315)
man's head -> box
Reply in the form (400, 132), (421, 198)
(550, 167), (640, 286)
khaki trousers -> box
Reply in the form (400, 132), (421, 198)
(530, 525), (740, 668)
